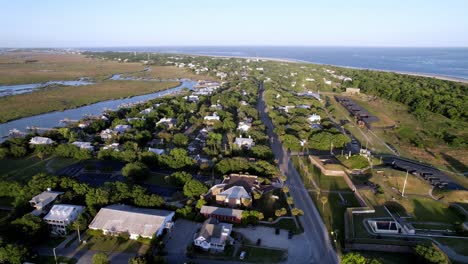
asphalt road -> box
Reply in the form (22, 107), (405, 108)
(257, 82), (339, 264)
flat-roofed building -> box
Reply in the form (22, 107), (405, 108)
(43, 204), (84, 236)
(89, 204), (174, 239)
(200, 206), (243, 223)
(29, 189), (64, 216)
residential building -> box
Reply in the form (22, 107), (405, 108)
(71, 141), (94, 151)
(237, 121), (252, 132)
(29, 136), (54, 145)
(234, 136), (254, 149)
(148, 147), (165, 155)
(200, 206), (243, 223)
(114, 124), (131, 134)
(103, 143), (120, 151)
(308, 114), (321, 123)
(43, 204), (84, 236)
(156, 117), (177, 129)
(100, 129), (115, 140)
(29, 189), (64, 216)
(208, 174), (260, 208)
(204, 112), (220, 122)
(346, 88), (360, 95)
(184, 95), (200, 103)
(88, 204), (174, 239)
(193, 218), (233, 251)
(140, 108), (154, 115)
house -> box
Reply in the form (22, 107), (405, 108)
(200, 206), (243, 223)
(324, 79), (332, 85)
(103, 143), (120, 151)
(43, 204), (84, 236)
(308, 114), (321, 123)
(208, 174), (260, 208)
(234, 136), (254, 149)
(210, 103), (223, 110)
(256, 67), (264, 71)
(88, 204), (174, 239)
(29, 137), (54, 145)
(184, 95), (200, 103)
(297, 104), (311, 109)
(71, 141), (94, 151)
(237, 121), (252, 132)
(193, 218), (233, 251)
(204, 112), (220, 123)
(140, 108), (154, 115)
(156, 117), (177, 129)
(114, 124), (131, 134)
(100, 129), (116, 140)
(305, 78), (315, 82)
(346, 88), (360, 95)
(29, 189), (64, 216)
(148, 147), (165, 155)
(278, 105), (295, 113)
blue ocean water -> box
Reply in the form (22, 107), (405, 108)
(85, 46), (468, 80)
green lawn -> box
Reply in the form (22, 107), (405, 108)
(143, 172), (174, 187)
(310, 191), (361, 243)
(0, 155), (49, 182)
(47, 157), (79, 172)
(292, 156), (350, 191)
(399, 197), (464, 223)
(239, 246), (288, 263)
(81, 232), (148, 254)
(261, 218), (302, 234)
(338, 155), (370, 170)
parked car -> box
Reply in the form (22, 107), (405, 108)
(256, 238), (262, 245)
(275, 228), (280, 235)
(239, 251), (246, 260)
(288, 230), (293, 239)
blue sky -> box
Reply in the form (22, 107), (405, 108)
(1, 0), (467, 47)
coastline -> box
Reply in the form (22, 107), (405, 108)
(171, 52), (468, 84)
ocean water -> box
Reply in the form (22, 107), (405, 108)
(85, 46), (468, 80)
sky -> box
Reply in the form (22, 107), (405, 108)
(1, 0), (468, 47)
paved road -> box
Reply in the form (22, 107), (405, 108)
(257, 82), (338, 264)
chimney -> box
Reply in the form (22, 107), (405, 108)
(47, 187), (51, 192)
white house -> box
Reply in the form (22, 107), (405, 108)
(114, 124), (131, 134)
(29, 189), (64, 216)
(88, 204), (174, 239)
(324, 79), (332, 85)
(305, 78), (315, 82)
(308, 114), (321, 123)
(156, 117), (177, 128)
(100, 129), (115, 140)
(103, 143), (120, 151)
(237, 121), (252, 132)
(148, 148), (165, 155)
(194, 218), (233, 251)
(234, 136), (254, 149)
(71, 142), (94, 151)
(140, 108), (154, 115)
(43, 204), (84, 236)
(30, 137), (54, 145)
(204, 112), (220, 122)
(184, 95), (200, 103)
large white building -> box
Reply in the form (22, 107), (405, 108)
(89, 204), (174, 239)
(71, 141), (94, 151)
(29, 137), (54, 145)
(43, 204), (84, 236)
(234, 136), (255, 149)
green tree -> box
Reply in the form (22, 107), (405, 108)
(12, 214), (47, 244)
(93, 252), (110, 264)
(129, 256), (148, 264)
(122, 162), (149, 180)
(341, 253), (366, 264)
(196, 198), (207, 209)
(291, 207), (304, 216)
(173, 133), (189, 147)
(183, 180), (208, 198)
(0, 243), (30, 264)
(414, 244), (449, 264)
(169, 171), (192, 186)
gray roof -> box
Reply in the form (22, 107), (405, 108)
(197, 218), (232, 243)
(29, 190), (64, 208)
(219, 186), (251, 200)
(89, 204), (174, 238)
(200, 206), (243, 219)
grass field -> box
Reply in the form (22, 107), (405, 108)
(292, 156), (350, 191)
(82, 231), (148, 254)
(310, 191), (361, 243)
(256, 189), (290, 219)
(356, 250), (416, 264)
(338, 155), (370, 170)
(0, 80), (180, 123)
(121, 65), (211, 80)
(0, 155), (78, 182)
(239, 246), (288, 263)
(143, 172), (174, 187)
(0, 52), (148, 84)
(434, 237), (468, 256)
(397, 196), (464, 223)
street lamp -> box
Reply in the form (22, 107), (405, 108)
(53, 247), (57, 264)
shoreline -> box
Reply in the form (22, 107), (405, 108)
(167, 52), (468, 84)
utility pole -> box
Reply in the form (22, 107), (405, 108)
(402, 170), (409, 197)
(53, 247), (57, 264)
(76, 223), (81, 243)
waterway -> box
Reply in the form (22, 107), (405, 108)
(0, 79), (196, 139)
(0, 78), (94, 97)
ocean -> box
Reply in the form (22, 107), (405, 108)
(84, 46), (468, 80)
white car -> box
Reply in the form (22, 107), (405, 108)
(239, 251), (246, 260)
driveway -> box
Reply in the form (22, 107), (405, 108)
(165, 219), (201, 263)
(235, 226), (309, 264)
